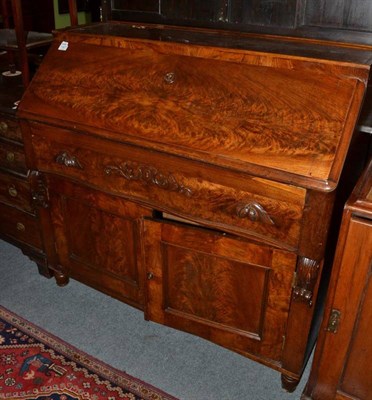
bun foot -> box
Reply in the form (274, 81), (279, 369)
(54, 271), (69, 287)
(281, 374), (299, 392)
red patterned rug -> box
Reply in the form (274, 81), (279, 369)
(0, 306), (177, 400)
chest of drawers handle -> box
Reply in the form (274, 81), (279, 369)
(8, 185), (18, 198)
(55, 151), (83, 169)
(6, 151), (15, 162)
(16, 222), (25, 232)
(236, 202), (275, 225)
(0, 121), (8, 133)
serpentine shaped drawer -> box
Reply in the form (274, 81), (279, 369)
(29, 123), (306, 249)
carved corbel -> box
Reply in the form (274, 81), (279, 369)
(30, 171), (49, 209)
(292, 256), (320, 306)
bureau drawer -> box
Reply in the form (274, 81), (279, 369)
(0, 171), (33, 211)
(29, 123), (306, 249)
(0, 114), (22, 142)
(0, 139), (27, 175)
(0, 202), (42, 248)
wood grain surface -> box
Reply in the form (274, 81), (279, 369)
(19, 25), (370, 189)
(27, 122), (306, 250)
(144, 219), (297, 364)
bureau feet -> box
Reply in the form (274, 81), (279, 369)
(54, 271), (69, 287)
(281, 374), (300, 393)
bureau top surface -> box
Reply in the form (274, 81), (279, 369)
(18, 22), (372, 191)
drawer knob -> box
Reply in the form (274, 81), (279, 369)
(8, 185), (18, 197)
(55, 151), (83, 169)
(164, 72), (176, 84)
(0, 121), (8, 133)
(6, 151), (15, 162)
(147, 272), (154, 280)
(236, 202), (274, 225)
(16, 222), (25, 232)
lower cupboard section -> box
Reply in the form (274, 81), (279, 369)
(45, 177), (298, 368)
(143, 219), (297, 363)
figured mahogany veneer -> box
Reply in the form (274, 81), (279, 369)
(17, 22), (372, 392)
(27, 122), (306, 250)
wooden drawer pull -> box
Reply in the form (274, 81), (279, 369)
(0, 121), (8, 133)
(236, 202), (275, 225)
(6, 151), (15, 162)
(8, 185), (18, 197)
(55, 151), (83, 169)
(164, 72), (176, 84)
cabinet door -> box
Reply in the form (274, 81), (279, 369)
(305, 216), (372, 400)
(48, 177), (151, 309)
(144, 219), (297, 363)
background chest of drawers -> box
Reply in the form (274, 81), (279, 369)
(17, 23), (372, 391)
(0, 104), (51, 277)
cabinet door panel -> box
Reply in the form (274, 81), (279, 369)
(63, 197), (138, 281)
(337, 218), (372, 399)
(144, 219), (296, 363)
(48, 177), (151, 308)
(304, 216), (372, 400)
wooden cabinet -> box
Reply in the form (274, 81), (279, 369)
(104, 0), (372, 38)
(0, 111), (49, 275)
(302, 159), (372, 400)
(17, 22), (372, 392)
(144, 219), (296, 363)
(46, 175), (152, 308)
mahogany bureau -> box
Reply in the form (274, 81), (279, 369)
(16, 22), (372, 391)
(302, 157), (372, 400)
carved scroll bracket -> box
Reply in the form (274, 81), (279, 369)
(30, 171), (49, 209)
(292, 257), (320, 307)
(236, 202), (275, 225)
(104, 161), (193, 198)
